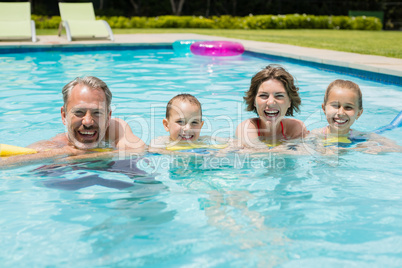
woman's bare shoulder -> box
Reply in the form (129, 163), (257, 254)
(283, 118), (308, 139)
(237, 118), (258, 130)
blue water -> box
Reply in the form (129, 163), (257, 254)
(0, 46), (401, 267)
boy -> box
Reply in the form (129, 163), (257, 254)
(150, 94), (205, 152)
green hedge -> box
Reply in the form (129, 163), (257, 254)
(32, 15), (61, 29)
(32, 14), (382, 31)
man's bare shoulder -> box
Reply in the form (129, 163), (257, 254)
(105, 118), (127, 141)
(28, 134), (69, 152)
(107, 118), (146, 151)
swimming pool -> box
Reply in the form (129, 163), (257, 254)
(0, 45), (401, 267)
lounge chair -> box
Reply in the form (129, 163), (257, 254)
(58, 2), (114, 42)
(0, 2), (37, 42)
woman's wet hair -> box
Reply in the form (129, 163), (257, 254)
(244, 64), (301, 116)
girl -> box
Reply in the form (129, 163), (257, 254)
(319, 79), (364, 140)
(314, 79), (400, 154)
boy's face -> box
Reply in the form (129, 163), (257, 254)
(163, 100), (204, 142)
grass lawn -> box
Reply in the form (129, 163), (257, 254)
(37, 28), (402, 59)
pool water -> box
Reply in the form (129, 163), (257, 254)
(0, 46), (401, 267)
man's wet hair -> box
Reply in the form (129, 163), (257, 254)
(62, 76), (112, 111)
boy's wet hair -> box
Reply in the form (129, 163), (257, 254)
(324, 79), (363, 110)
(244, 64), (301, 116)
(166, 94), (202, 118)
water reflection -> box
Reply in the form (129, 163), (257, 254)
(32, 157), (158, 191)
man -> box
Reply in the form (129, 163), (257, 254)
(2, 76), (145, 166)
(32, 76), (145, 151)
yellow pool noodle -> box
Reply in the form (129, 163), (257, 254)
(265, 142), (281, 148)
(0, 144), (38, 157)
(90, 148), (114, 152)
(166, 143), (228, 151)
(0, 144), (115, 157)
(323, 136), (352, 146)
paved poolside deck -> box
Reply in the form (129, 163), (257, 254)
(1, 33), (401, 78)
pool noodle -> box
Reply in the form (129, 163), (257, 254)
(166, 143), (228, 151)
(0, 144), (37, 157)
(0, 144), (113, 157)
(374, 111), (402, 134)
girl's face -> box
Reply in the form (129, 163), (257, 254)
(163, 101), (204, 142)
(254, 79), (291, 125)
(322, 86), (363, 135)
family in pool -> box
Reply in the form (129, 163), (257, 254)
(1, 64), (400, 166)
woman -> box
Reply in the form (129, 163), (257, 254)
(236, 65), (307, 148)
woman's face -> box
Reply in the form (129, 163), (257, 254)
(254, 79), (291, 124)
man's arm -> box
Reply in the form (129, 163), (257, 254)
(0, 145), (85, 169)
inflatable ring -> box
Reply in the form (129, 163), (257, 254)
(190, 41), (245, 57)
(166, 143), (228, 151)
(172, 40), (201, 55)
(0, 144), (37, 157)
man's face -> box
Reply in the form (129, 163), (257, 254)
(61, 84), (111, 149)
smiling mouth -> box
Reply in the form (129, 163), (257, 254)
(333, 118), (348, 125)
(264, 110), (279, 118)
(179, 134), (194, 141)
(77, 130), (98, 142)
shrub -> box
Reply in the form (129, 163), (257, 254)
(187, 16), (214, 28)
(331, 16), (353, 29)
(128, 17), (148, 28)
(32, 15), (61, 29)
(212, 15), (243, 29)
(352, 16), (382, 30)
(31, 14), (382, 31)
(100, 16), (132, 28)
